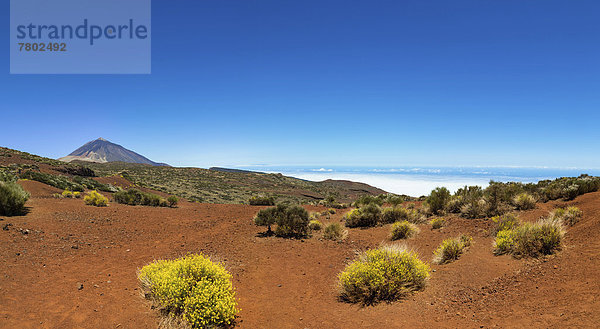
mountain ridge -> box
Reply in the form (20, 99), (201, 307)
(58, 138), (168, 166)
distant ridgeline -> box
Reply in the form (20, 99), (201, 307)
(1, 146), (599, 207)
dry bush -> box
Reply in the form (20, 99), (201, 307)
(433, 235), (472, 264)
(323, 222), (347, 241)
(389, 221), (419, 240)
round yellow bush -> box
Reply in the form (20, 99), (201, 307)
(389, 221), (419, 240)
(138, 254), (239, 328)
(84, 190), (108, 207)
(338, 245), (430, 305)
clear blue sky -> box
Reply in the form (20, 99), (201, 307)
(1, 1), (599, 168)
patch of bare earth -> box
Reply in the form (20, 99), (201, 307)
(1, 181), (598, 328)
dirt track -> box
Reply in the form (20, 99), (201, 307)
(1, 180), (599, 328)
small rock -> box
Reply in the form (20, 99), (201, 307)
(126, 249), (130, 252)
(77, 283), (84, 290)
(3, 224), (12, 231)
(432, 269), (437, 272)
(71, 245), (79, 249)
(277, 284), (282, 287)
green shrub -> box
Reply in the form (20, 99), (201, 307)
(490, 213), (520, 237)
(322, 222), (347, 241)
(513, 193), (536, 210)
(433, 235), (472, 264)
(494, 218), (564, 257)
(353, 195), (384, 207)
(549, 207), (582, 226)
(84, 190), (108, 207)
(254, 204), (310, 237)
(308, 220), (323, 231)
(113, 189), (168, 207)
(426, 187), (451, 215)
(138, 254), (239, 328)
(0, 181), (30, 216)
(254, 205), (282, 234)
(390, 221), (419, 240)
(344, 204), (381, 228)
(385, 194), (405, 207)
(460, 198), (488, 219)
(430, 218), (445, 229)
(249, 195), (275, 206)
(338, 245), (430, 305)
(381, 206), (422, 224)
(0, 170), (17, 183)
(444, 196), (463, 213)
(167, 196), (179, 207)
(275, 205), (310, 237)
(328, 208), (336, 214)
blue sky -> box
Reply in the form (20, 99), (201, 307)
(1, 1), (599, 168)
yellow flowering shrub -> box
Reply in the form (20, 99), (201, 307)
(389, 221), (419, 240)
(138, 254), (239, 328)
(308, 220), (322, 231)
(61, 190), (73, 198)
(430, 218), (445, 229)
(433, 234), (472, 264)
(493, 218), (564, 257)
(493, 229), (515, 255)
(83, 190), (108, 207)
(338, 245), (430, 305)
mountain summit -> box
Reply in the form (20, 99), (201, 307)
(58, 138), (168, 166)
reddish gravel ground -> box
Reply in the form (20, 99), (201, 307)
(1, 180), (599, 328)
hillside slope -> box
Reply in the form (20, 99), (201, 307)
(1, 147), (386, 204)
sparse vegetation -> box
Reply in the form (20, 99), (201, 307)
(84, 190), (108, 207)
(113, 189), (168, 207)
(381, 206), (422, 224)
(0, 181), (30, 216)
(249, 195), (275, 206)
(20, 170), (118, 193)
(322, 222), (347, 241)
(353, 195), (384, 207)
(338, 245), (430, 305)
(433, 235), (472, 264)
(420, 175), (600, 220)
(254, 204), (310, 237)
(389, 221), (419, 240)
(138, 254), (239, 329)
(494, 218), (565, 257)
(513, 193), (536, 210)
(430, 218), (445, 229)
(344, 204), (381, 228)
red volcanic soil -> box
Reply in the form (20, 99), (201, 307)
(1, 181), (599, 328)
